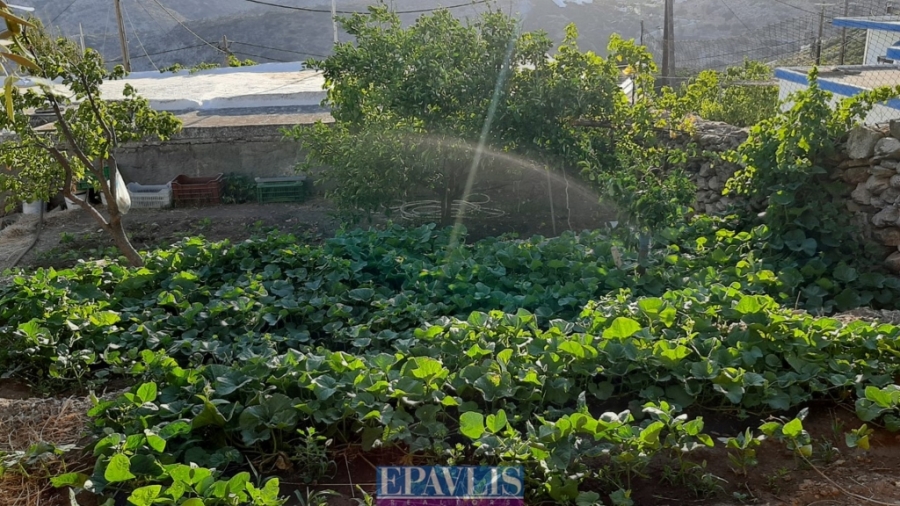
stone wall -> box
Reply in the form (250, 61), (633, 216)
(679, 120), (748, 215)
(686, 119), (900, 274)
(839, 123), (900, 272)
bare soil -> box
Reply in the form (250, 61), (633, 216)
(0, 199), (340, 271)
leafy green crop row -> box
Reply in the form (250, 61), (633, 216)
(2, 221), (899, 504)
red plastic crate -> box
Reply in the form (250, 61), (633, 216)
(170, 174), (224, 207)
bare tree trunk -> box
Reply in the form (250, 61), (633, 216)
(108, 214), (143, 267)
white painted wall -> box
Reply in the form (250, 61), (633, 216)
(865, 29), (900, 65)
(777, 77), (900, 124)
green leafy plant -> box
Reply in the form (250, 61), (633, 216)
(725, 68), (900, 283)
(845, 423), (875, 451)
(222, 172), (257, 204)
(855, 385), (900, 431)
(719, 429), (763, 477)
(759, 411), (813, 459)
(659, 61), (779, 127)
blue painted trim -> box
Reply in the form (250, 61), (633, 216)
(888, 46), (900, 59)
(832, 17), (900, 31)
(774, 67), (900, 110)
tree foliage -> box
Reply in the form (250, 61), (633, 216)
(579, 36), (697, 256)
(725, 67), (900, 266)
(659, 61), (779, 128)
(0, 26), (181, 266)
(287, 7), (622, 225)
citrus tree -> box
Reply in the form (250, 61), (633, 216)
(0, 25), (181, 267)
(287, 6), (622, 226)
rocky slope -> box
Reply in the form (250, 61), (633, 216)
(20, 0), (848, 72)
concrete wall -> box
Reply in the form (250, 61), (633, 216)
(116, 139), (305, 185)
(865, 29), (899, 65)
(113, 112), (326, 185)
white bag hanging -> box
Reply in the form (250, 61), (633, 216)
(112, 168), (131, 215)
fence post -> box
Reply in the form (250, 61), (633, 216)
(815, 6), (825, 65)
(839, 0), (849, 64)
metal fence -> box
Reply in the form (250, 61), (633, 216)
(643, 0), (896, 73)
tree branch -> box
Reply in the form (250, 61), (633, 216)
(47, 96), (114, 208)
(79, 72), (118, 147)
(46, 145), (111, 230)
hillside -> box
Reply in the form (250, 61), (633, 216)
(18, 0), (876, 72)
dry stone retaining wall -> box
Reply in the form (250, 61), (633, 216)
(683, 119), (900, 273)
(840, 122), (900, 272)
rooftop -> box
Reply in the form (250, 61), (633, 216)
(97, 62), (327, 112)
(832, 16), (900, 32)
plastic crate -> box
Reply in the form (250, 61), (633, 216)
(76, 167), (110, 191)
(170, 174), (224, 207)
(255, 176), (309, 204)
(126, 183), (172, 209)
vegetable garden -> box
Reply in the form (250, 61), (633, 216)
(3, 214), (900, 505)
(4, 4), (900, 506)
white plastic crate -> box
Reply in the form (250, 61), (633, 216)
(125, 183), (172, 209)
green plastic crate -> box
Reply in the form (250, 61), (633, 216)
(255, 177), (309, 204)
(75, 166), (111, 191)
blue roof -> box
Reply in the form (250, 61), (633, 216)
(832, 16), (900, 31)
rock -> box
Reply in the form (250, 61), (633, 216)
(708, 176), (723, 192)
(696, 178), (709, 190)
(842, 166), (871, 185)
(847, 200), (867, 213)
(699, 163), (713, 178)
(847, 126), (884, 159)
(872, 165), (897, 177)
(872, 205), (900, 227)
(852, 183), (872, 205)
(892, 175), (900, 189)
(883, 159), (900, 170)
(891, 119), (900, 140)
(704, 203), (716, 215)
(838, 158), (872, 169)
(867, 175), (892, 194)
(874, 227), (900, 246)
(885, 251), (900, 272)
(883, 187), (900, 204)
(875, 137), (900, 159)
(872, 196), (886, 208)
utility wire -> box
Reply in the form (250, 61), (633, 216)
(109, 43), (210, 61)
(123, 0), (159, 70)
(770, 0), (820, 15)
(241, 0), (490, 14)
(49, 0), (81, 26)
(99, 1), (113, 56)
(717, 0), (752, 32)
(133, 0), (173, 33)
(231, 40), (329, 58)
(147, 0), (226, 53)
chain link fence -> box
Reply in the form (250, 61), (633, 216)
(643, 0), (894, 74)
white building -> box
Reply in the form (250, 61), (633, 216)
(774, 65), (900, 125)
(831, 16), (900, 66)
